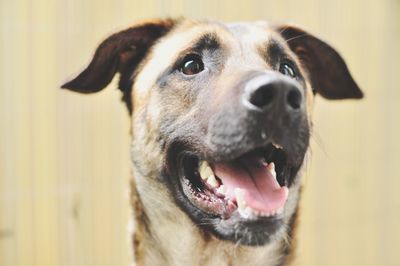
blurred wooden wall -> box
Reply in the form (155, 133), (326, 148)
(1, 0), (399, 265)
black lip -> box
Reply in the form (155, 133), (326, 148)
(208, 215), (285, 245)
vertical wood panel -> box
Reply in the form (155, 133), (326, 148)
(1, 0), (399, 265)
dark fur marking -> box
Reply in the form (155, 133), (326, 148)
(264, 39), (287, 66)
(192, 33), (220, 52)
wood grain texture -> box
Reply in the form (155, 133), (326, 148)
(1, 0), (399, 265)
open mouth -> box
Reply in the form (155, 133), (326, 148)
(178, 143), (294, 221)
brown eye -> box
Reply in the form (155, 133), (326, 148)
(180, 54), (204, 75)
(279, 61), (296, 78)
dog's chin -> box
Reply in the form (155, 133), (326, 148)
(165, 142), (304, 246)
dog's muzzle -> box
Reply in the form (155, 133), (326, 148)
(207, 72), (308, 165)
(164, 72), (310, 245)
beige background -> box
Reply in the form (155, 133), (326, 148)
(1, 0), (400, 265)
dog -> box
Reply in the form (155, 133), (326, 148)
(62, 18), (363, 266)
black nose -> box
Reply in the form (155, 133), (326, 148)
(246, 76), (303, 112)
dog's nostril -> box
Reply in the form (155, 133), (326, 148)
(286, 89), (302, 109)
(248, 84), (275, 109)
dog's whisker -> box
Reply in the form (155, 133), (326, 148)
(311, 130), (328, 157)
(278, 24), (291, 35)
(283, 32), (310, 44)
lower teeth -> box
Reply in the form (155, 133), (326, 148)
(235, 188), (282, 219)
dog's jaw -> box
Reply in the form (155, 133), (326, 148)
(129, 139), (307, 265)
(129, 103), (308, 265)
(128, 102), (308, 265)
(161, 136), (308, 245)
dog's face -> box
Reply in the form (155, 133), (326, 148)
(63, 19), (362, 246)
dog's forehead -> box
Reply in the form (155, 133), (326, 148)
(133, 20), (278, 98)
(225, 21), (275, 42)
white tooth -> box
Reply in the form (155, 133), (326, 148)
(235, 188), (255, 219)
(253, 209), (261, 216)
(272, 142), (283, 149)
(235, 188), (246, 210)
(199, 161), (213, 180)
(206, 174), (219, 188)
(239, 207), (254, 219)
(267, 162), (277, 179)
(256, 209), (283, 217)
(216, 185), (227, 195)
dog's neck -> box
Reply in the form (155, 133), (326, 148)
(129, 179), (297, 266)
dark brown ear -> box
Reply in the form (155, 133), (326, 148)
(61, 19), (176, 111)
(277, 25), (363, 100)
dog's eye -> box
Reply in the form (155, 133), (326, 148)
(279, 62), (296, 78)
(180, 54), (204, 75)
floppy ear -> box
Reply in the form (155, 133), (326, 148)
(277, 25), (363, 100)
(61, 19), (176, 111)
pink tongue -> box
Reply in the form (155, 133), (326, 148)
(213, 156), (288, 213)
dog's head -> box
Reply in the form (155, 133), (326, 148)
(63, 19), (362, 246)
